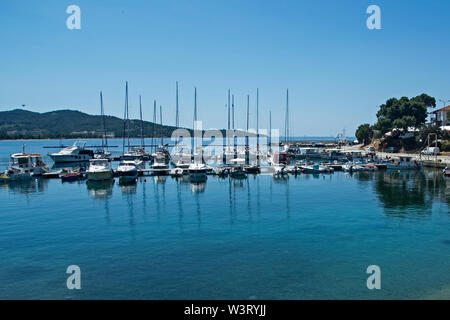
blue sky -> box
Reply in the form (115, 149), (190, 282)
(1, 0), (449, 136)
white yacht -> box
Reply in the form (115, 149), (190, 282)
(188, 163), (208, 183)
(151, 152), (169, 170)
(87, 158), (114, 181)
(116, 160), (139, 184)
(49, 141), (94, 163)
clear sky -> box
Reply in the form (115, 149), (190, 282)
(1, 0), (449, 136)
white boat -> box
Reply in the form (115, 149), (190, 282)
(116, 160), (139, 184)
(188, 163), (208, 183)
(152, 152), (169, 170)
(0, 162), (32, 182)
(87, 158), (114, 181)
(273, 164), (288, 176)
(0, 152), (49, 182)
(175, 159), (191, 169)
(301, 163), (329, 174)
(229, 158), (247, 179)
(170, 167), (184, 177)
(49, 141), (94, 163)
(342, 163), (353, 172)
(386, 156), (421, 170)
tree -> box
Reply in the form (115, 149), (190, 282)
(374, 94), (431, 134)
(411, 93), (436, 109)
(355, 124), (373, 145)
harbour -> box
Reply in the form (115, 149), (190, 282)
(1, 0), (450, 304)
(0, 138), (449, 299)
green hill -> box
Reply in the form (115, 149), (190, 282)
(0, 109), (185, 139)
(0, 109), (257, 140)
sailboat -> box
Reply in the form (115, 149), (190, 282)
(94, 91), (112, 160)
(116, 82), (142, 183)
(151, 105), (170, 172)
(188, 87), (207, 183)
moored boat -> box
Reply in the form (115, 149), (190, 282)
(116, 160), (139, 184)
(386, 156), (421, 170)
(188, 163), (208, 183)
(87, 159), (114, 181)
(49, 141), (94, 163)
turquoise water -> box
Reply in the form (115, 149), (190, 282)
(0, 139), (449, 299)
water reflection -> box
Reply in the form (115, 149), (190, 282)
(86, 180), (114, 199)
(352, 169), (449, 217)
(0, 178), (48, 194)
(190, 182), (206, 193)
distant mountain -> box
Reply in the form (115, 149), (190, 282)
(0, 109), (255, 140)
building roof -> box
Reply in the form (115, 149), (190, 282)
(431, 105), (450, 113)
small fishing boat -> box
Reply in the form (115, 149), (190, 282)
(188, 163), (208, 183)
(61, 172), (82, 182)
(0, 151), (43, 182)
(87, 159), (114, 181)
(386, 156), (421, 170)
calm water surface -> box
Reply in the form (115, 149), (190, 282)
(0, 139), (449, 299)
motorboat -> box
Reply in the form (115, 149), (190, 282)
(272, 164), (288, 176)
(188, 163), (208, 183)
(86, 158), (114, 181)
(151, 151), (170, 170)
(443, 166), (450, 177)
(213, 166), (229, 177)
(49, 141), (94, 163)
(175, 159), (191, 169)
(301, 163), (330, 174)
(342, 163), (353, 172)
(116, 160), (139, 184)
(170, 167), (184, 177)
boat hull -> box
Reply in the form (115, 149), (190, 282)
(50, 154), (92, 163)
(87, 170), (114, 181)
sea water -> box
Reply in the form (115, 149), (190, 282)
(0, 139), (449, 299)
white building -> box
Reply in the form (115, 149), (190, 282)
(431, 105), (450, 131)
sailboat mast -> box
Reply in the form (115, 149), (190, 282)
(152, 100), (156, 153)
(269, 110), (272, 152)
(100, 91), (105, 150)
(139, 95), (144, 148)
(160, 105), (163, 147)
(192, 87), (197, 161)
(256, 88), (259, 161)
(122, 82), (128, 155)
(176, 81), (179, 128)
(227, 89), (230, 130)
(125, 82), (130, 152)
(232, 94), (235, 129)
(285, 89), (289, 144)
(246, 94), (249, 145)
(245, 94), (249, 164)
